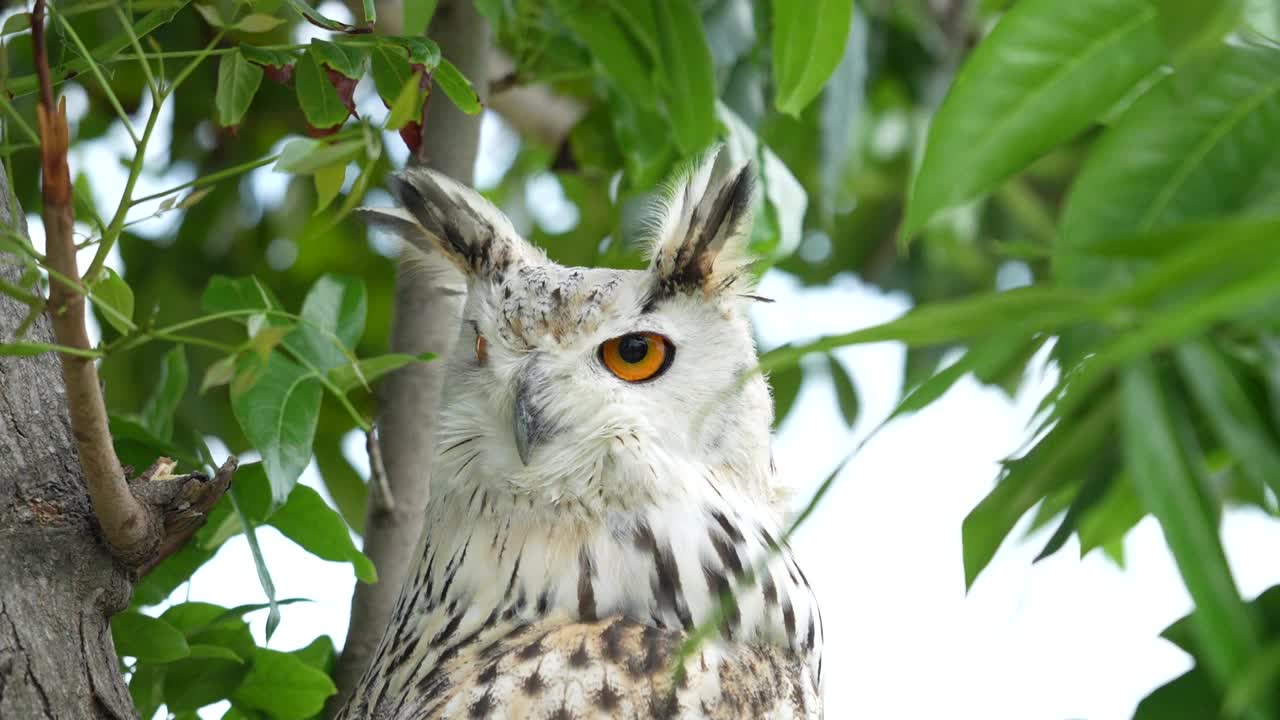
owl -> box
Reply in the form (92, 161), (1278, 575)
(341, 149), (823, 719)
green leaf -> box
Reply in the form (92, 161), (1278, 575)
(202, 354), (238, 395)
(1176, 340), (1280, 502)
(193, 3), (228, 28)
(770, 361), (804, 426)
(651, 0), (717, 154)
(309, 39), (365, 78)
(232, 648), (337, 720)
(129, 661), (165, 720)
(772, 0), (855, 116)
(93, 267), (134, 334)
(111, 612), (190, 662)
(229, 485), (282, 640)
(275, 138), (364, 176)
(285, 0), (353, 31)
(202, 276), (281, 315)
(384, 71), (424, 131)
(1151, 0), (1243, 64)
(1077, 474), (1144, 558)
(369, 42), (412, 104)
(1122, 361), (1262, 691)
(562, 5), (656, 102)
(295, 50), (350, 129)
(315, 440), (366, 535)
(232, 14), (287, 33)
(215, 49), (265, 127)
(904, 0), (1162, 237)
(327, 352), (434, 393)
(962, 391), (1117, 588)
(404, 0), (438, 35)
(163, 654), (247, 712)
(231, 353), (322, 506)
(141, 345), (188, 441)
(1058, 44), (1280, 288)
(827, 356), (859, 426)
(1133, 668), (1220, 720)
(282, 274), (366, 372)
(269, 484), (377, 582)
(313, 163), (346, 214)
(290, 635), (336, 673)
(394, 36), (441, 69)
(434, 58), (481, 115)
(240, 44), (296, 70)
(718, 102), (807, 261)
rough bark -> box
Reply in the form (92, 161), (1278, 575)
(329, 0), (490, 711)
(0, 166), (137, 719)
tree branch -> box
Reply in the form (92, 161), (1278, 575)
(329, 0), (490, 712)
(30, 0), (233, 571)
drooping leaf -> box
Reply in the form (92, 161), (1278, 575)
(1133, 668), (1220, 720)
(327, 352), (434, 393)
(215, 49), (265, 128)
(202, 276), (282, 315)
(1122, 361), (1261, 690)
(128, 661), (165, 720)
(295, 49), (350, 129)
(315, 440), (366, 535)
(962, 390), (1117, 588)
(904, 0), (1163, 237)
(232, 648), (337, 720)
(434, 58), (482, 115)
(1058, 44), (1280, 288)
(827, 355), (859, 426)
(772, 0), (856, 116)
(231, 352), (322, 506)
(141, 345), (188, 441)
(162, 655), (247, 712)
(111, 612), (190, 662)
(282, 274), (366, 373)
(651, 0), (717, 154)
(268, 484), (377, 582)
(313, 163), (346, 214)
(368, 42), (413, 104)
(276, 138), (364, 176)
(290, 635), (337, 673)
(93, 267), (134, 334)
(309, 39), (365, 79)
(384, 71), (425, 131)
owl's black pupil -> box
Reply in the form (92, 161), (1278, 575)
(618, 335), (650, 364)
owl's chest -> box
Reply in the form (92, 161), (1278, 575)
(361, 483), (822, 712)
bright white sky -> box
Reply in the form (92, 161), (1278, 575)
(17, 30), (1276, 712)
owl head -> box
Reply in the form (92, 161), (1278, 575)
(364, 150), (777, 517)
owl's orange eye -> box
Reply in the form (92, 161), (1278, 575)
(600, 332), (673, 382)
(475, 334), (488, 364)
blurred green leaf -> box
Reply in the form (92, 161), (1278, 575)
(772, 0), (855, 116)
(290, 635), (336, 673)
(384, 71), (425, 131)
(1176, 340), (1280, 502)
(232, 14), (287, 33)
(369, 42), (412, 104)
(435, 58), (482, 115)
(162, 654), (247, 712)
(770, 361), (804, 426)
(240, 44), (296, 70)
(285, 0), (353, 31)
(963, 391), (1117, 588)
(111, 612), (190, 662)
(233, 648), (337, 720)
(276, 138), (363, 176)
(1122, 361), (1263, 698)
(94, 267), (134, 334)
(315, 440), (366, 535)
(827, 355), (859, 427)
(1151, 0), (1243, 64)
(215, 50), (265, 128)
(202, 276), (281, 315)
(1058, 44), (1280, 287)
(652, 0), (717, 154)
(1134, 668), (1220, 720)
(395, 36), (442, 68)
(562, 4), (655, 101)
(905, 0), (1162, 237)
(128, 661), (164, 720)
(141, 345), (188, 441)
(313, 162), (345, 214)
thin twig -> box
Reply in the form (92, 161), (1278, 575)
(366, 427), (395, 512)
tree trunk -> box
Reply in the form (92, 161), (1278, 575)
(328, 0), (490, 711)
(0, 168), (136, 718)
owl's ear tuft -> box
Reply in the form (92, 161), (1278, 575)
(360, 167), (543, 279)
(646, 149), (756, 301)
